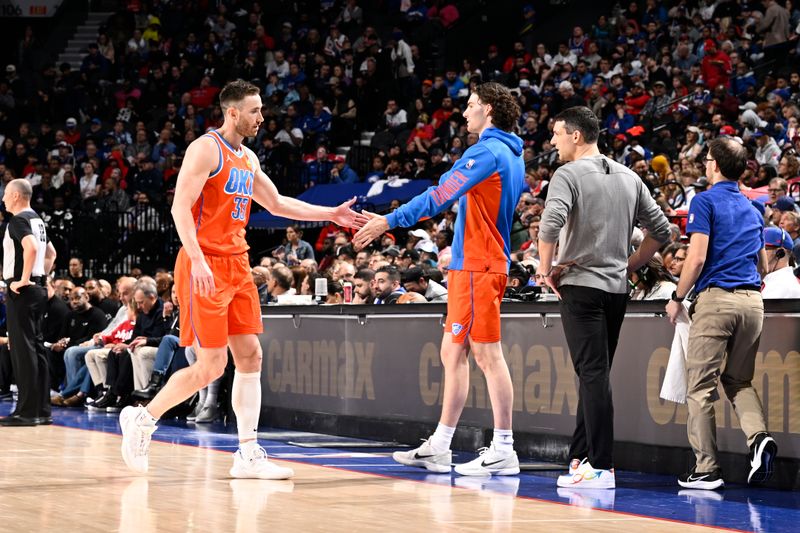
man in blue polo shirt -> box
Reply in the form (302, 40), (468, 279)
(666, 137), (776, 490)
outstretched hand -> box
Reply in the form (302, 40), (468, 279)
(353, 210), (389, 251)
(331, 197), (370, 229)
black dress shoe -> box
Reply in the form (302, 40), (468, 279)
(0, 415), (39, 426)
(35, 416), (53, 425)
(132, 372), (164, 400)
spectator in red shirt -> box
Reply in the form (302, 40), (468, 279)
(624, 82), (651, 116)
(701, 40), (731, 90)
(189, 76), (220, 109)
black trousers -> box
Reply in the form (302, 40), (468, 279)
(558, 285), (628, 470)
(6, 284), (50, 418)
(106, 349), (134, 397)
(0, 345), (13, 392)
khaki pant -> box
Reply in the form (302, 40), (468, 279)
(686, 288), (767, 471)
(131, 346), (158, 390)
(85, 348), (111, 386)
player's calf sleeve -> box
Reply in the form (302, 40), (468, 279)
(232, 371), (261, 442)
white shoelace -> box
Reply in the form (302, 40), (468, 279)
(137, 425), (154, 456)
(246, 445), (268, 463)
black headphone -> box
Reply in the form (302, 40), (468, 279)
(776, 228), (788, 259)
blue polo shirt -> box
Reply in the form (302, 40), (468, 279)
(686, 180), (764, 292)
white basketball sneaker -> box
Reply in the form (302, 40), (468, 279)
(230, 444), (294, 480)
(119, 406), (157, 474)
(392, 438), (452, 473)
(557, 458), (615, 489)
(454, 442), (520, 476)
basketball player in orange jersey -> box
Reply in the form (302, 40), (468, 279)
(120, 80), (367, 479)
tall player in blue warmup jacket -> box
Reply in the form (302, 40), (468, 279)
(355, 82), (525, 476)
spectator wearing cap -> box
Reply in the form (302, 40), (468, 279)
(408, 227), (433, 249)
(64, 118), (81, 146)
(329, 154), (358, 184)
(701, 40), (731, 90)
(641, 80), (671, 121)
(397, 247), (419, 269)
(380, 245), (401, 265)
(761, 227), (800, 298)
(624, 82), (650, 116)
(753, 129), (780, 170)
(772, 196), (798, 224)
(373, 265), (405, 304)
(401, 266), (448, 302)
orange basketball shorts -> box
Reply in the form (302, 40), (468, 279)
(445, 270), (507, 344)
(175, 248), (262, 348)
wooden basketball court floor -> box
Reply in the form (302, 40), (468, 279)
(0, 403), (796, 532)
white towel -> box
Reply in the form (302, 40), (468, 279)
(660, 301), (691, 404)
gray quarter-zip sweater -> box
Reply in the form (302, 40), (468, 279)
(539, 154), (671, 294)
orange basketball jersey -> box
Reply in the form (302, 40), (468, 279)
(193, 130), (255, 256)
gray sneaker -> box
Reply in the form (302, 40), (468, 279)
(195, 404), (220, 424)
(392, 438), (452, 473)
(186, 401), (204, 422)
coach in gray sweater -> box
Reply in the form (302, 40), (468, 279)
(536, 106), (670, 489)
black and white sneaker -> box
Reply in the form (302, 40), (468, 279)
(678, 469), (724, 490)
(747, 432), (777, 485)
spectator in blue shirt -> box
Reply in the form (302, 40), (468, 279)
(604, 100), (635, 135)
(300, 99), (332, 145)
(443, 69), (465, 99)
(150, 129), (176, 167)
(304, 146), (334, 188)
(329, 155), (359, 184)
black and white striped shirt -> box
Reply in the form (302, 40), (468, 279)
(3, 209), (48, 282)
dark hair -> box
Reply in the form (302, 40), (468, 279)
(354, 268), (375, 282)
(707, 137), (747, 181)
(290, 265), (307, 290)
(553, 106), (600, 143)
(473, 82), (521, 132)
(376, 265), (400, 283)
(219, 79), (260, 111)
(635, 257), (673, 295)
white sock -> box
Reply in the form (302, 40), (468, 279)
(232, 371), (261, 444)
(239, 439), (259, 453)
(140, 407), (158, 425)
(429, 423), (456, 454)
(493, 429), (514, 453)
(204, 390), (218, 408)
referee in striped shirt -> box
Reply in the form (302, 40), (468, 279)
(0, 179), (56, 426)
